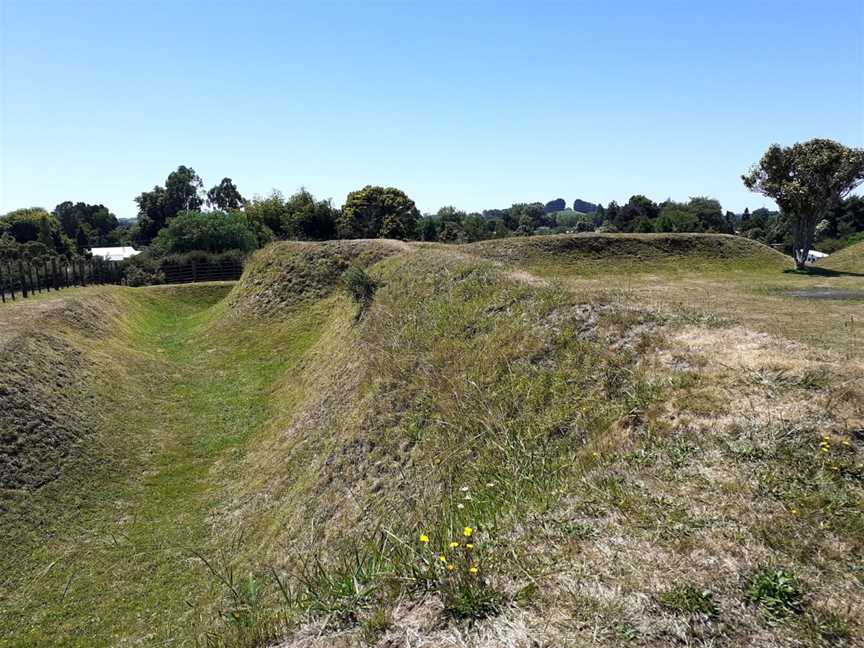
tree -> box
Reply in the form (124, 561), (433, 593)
(743, 139), (864, 268)
(616, 195), (659, 231)
(244, 191), (288, 239)
(338, 186), (419, 239)
(283, 188), (338, 240)
(207, 177), (246, 211)
(654, 203), (700, 232)
(53, 201), (119, 245)
(0, 207), (74, 255)
(134, 165), (204, 246)
(687, 196), (729, 233)
(148, 210), (259, 256)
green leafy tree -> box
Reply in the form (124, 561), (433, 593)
(206, 177), (246, 211)
(338, 186), (419, 239)
(0, 207), (74, 255)
(283, 188), (338, 240)
(743, 138), (864, 268)
(616, 195), (659, 231)
(244, 191), (288, 239)
(133, 165), (204, 246)
(53, 201), (119, 245)
(417, 216), (439, 241)
(687, 196), (729, 233)
(148, 210), (259, 256)
(654, 202), (701, 232)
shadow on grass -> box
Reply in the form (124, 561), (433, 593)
(783, 267), (864, 278)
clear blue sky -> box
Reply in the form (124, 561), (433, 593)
(1, 1), (862, 219)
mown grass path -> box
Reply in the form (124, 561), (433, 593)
(1, 284), (325, 646)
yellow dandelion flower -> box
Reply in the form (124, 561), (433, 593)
(449, 541), (460, 549)
(469, 566), (479, 574)
(463, 526), (474, 538)
(447, 564), (456, 572)
(419, 534), (429, 544)
(439, 554), (447, 563)
(465, 543), (474, 550)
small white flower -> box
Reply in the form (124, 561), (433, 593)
(457, 503), (465, 509)
(460, 486), (469, 492)
(463, 494), (472, 500)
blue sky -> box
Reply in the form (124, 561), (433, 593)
(1, 1), (862, 219)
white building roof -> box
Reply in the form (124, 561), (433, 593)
(90, 246), (140, 261)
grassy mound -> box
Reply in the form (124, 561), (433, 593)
(818, 241), (864, 273)
(462, 233), (791, 275)
(227, 239), (409, 316)
(0, 291), (124, 490)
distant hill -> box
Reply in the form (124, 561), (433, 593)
(573, 198), (597, 213)
(544, 198), (566, 213)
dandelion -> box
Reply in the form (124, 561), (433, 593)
(449, 541), (460, 549)
(447, 564), (456, 572)
(419, 534), (429, 544)
(439, 554), (447, 563)
(465, 543), (474, 550)
(463, 526), (474, 538)
(469, 566), (479, 574)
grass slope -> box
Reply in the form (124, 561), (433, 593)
(819, 241), (864, 274)
(2, 237), (862, 647)
(462, 233), (792, 275)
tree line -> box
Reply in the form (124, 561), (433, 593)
(2, 138), (862, 276)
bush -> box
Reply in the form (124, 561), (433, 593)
(342, 266), (377, 313)
(125, 264), (164, 287)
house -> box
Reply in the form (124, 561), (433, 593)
(89, 246), (140, 262)
(807, 250), (829, 263)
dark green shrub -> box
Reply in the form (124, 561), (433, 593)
(342, 266), (377, 315)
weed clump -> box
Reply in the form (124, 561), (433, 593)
(417, 526), (504, 620)
(744, 568), (804, 619)
(342, 265), (377, 318)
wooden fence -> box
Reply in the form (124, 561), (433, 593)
(0, 257), (245, 304)
(0, 258), (123, 303)
(161, 259), (244, 284)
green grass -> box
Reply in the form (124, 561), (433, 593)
(0, 283), (330, 646)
